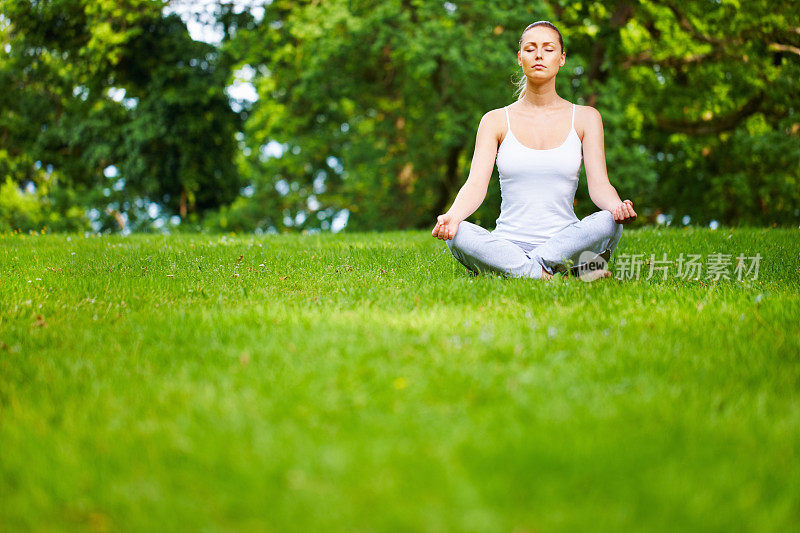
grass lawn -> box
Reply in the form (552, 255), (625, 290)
(1, 226), (799, 531)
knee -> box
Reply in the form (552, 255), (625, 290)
(601, 210), (624, 254)
(445, 232), (463, 257)
(598, 209), (619, 239)
(446, 221), (471, 252)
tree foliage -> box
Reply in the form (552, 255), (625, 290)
(1, 0), (798, 233)
(228, 0), (799, 231)
(1, 0), (241, 231)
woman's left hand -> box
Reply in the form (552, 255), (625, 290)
(612, 199), (637, 224)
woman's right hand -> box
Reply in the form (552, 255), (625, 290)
(432, 213), (460, 241)
(612, 199), (637, 224)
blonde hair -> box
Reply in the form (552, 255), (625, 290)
(514, 21), (565, 100)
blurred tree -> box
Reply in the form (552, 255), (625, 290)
(227, 0), (799, 232)
(230, 0), (538, 232)
(0, 0), (242, 231)
(1, 0), (798, 232)
(562, 0), (800, 225)
(113, 11), (243, 218)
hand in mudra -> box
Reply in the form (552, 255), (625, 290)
(432, 213), (460, 240)
(612, 199), (637, 224)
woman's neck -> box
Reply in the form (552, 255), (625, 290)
(520, 82), (561, 109)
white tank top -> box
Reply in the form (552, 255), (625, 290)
(491, 103), (581, 246)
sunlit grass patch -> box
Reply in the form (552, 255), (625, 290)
(1, 227), (799, 531)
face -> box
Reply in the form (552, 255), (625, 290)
(518, 26), (565, 79)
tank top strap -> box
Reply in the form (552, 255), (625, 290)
(504, 106), (510, 129)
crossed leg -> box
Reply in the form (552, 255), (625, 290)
(445, 210), (623, 279)
(445, 222), (547, 278)
(532, 210), (623, 276)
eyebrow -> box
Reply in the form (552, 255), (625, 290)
(522, 41), (557, 46)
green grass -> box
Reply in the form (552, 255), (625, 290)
(1, 226), (799, 532)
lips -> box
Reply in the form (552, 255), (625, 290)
(533, 64), (546, 69)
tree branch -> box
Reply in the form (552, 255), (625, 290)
(655, 92), (764, 134)
(621, 48), (727, 69)
(769, 42), (800, 57)
(663, 2), (725, 45)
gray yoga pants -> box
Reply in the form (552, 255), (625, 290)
(445, 210), (624, 279)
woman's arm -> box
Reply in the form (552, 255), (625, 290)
(582, 106), (637, 223)
(432, 111), (499, 240)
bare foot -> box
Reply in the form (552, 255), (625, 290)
(541, 270), (554, 280)
(580, 268), (613, 282)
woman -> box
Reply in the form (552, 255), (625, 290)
(431, 20), (637, 281)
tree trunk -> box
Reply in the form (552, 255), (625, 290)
(432, 146), (462, 219)
(180, 189), (187, 218)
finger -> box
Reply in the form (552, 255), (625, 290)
(622, 204), (634, 218)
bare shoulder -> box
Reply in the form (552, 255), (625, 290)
(482, 107), (507, 127)
(575, 104), (602, 123)
(477, 107), (508, 143)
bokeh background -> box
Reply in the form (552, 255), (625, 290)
(1, 0), (798, 234)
